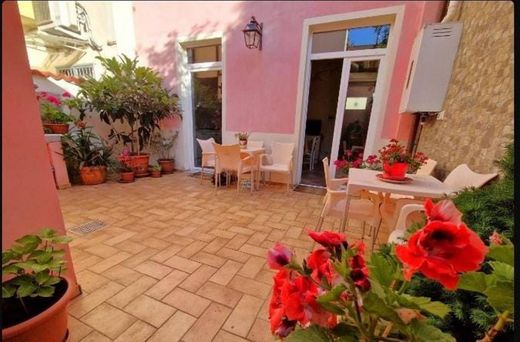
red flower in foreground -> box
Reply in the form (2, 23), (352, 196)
(308, 231), (346, 249)
(424, 199), (463, 225)
(396, 220), (487, 289)
(306, 249), (337, 285)
(267, 243), (293, 270)
(269, 269), (296, 337)
(349, 242), (371, 291)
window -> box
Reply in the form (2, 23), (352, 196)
(187, 45), (222, 64)
(311, 24), (391, 53)
(57, 64), (95, 79)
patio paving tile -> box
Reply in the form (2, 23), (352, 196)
(223, 294), (264, 337)
(112, 320), (156, 342)
(59, 173), (390, 341)
(182, 302), (232, 342)
(123, 295), (176, 328)
(162, 287), (211, 317)
(81, 303), (136, 339)
(147, 310), (196, 342)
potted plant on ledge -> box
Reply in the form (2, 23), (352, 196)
(61, 121), (114, 185)
(79, 55), (180, 177)
(117, 148), (136, 183)
(149, 164), (162, 178)
(2, 228), (73, 342)
(235, 132), (249, 148)
(37, 92), (74, 135)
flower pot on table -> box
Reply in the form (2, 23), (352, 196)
(382, 162), (408, 180)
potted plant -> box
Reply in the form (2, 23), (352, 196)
(150, 130), (179, 174)
(61, 121), (114, 185)
(235, 132), (249, 148)
(149, 164), (162, 178)
(2, 228), (73, 342)
(117, 149), (136, 183)
(378, 139), (428, 180)
(37, 91), (74, 134)
(79, 54), (180, 177)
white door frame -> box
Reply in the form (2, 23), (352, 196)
(293, 5), (405, 185)
(176, 34), (224, 170)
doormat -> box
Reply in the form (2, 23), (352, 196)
(68, 220), (107, 236)
(294, 185), (326, 196)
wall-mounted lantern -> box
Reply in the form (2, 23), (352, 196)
(242, 16), (263, 50)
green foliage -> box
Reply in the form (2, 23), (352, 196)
(79, 54), (180, 153)
(149, 130), (179, 160)
(62, 125), (114, 170)
(2, 229), (72, 306)
(40, 102), (74, 124)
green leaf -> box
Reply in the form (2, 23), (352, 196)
(458, 272), (490, 293)
(418, 301), (451, 318)
(17, 282), (38, 297)
(2, 263), (21, 276)
(2, 251), (18, 265)
(16, 261), (50, 273)
(37, 286), (55, 297)
(369, 253), (397, 287)
(484, 280), (514, 313)
(487, 244), (514, 266)
(286, 325), (331, 342)
(369, 279), (387, 299)
(489, 261), (514, 281)
(36, 251), (53, 264)
(2, 285), (16, 298)
(318, 302), (345, 315)
(15, 234), (42, 248)
(409, 320), (456, 341)
(364, 292), (401, 323)
(44, 276), (61, 286)
(35, 271), (51, 285)
(40, 228), (57, 239)
(317, 284), (346, 304)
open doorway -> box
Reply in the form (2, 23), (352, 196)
(300, 59), (343, 187)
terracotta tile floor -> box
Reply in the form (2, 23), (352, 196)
(59, 172), (390, 342)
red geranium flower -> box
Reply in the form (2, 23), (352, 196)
(62, 91), (72, 98)
(308, 231), (346, 249)
(269, 269), (297, 337)
(268, 243), (293, 270)
(306, 249), (337, 285)
(396, 219), (487, 290)
(348, 242), (371, 291)
(424, 199), (462, 225)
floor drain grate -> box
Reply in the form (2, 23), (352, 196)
(69, 220), (107, 236)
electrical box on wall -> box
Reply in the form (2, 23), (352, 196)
(400, 22), (463, 113)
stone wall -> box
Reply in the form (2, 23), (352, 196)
(417, 1), (513, 179)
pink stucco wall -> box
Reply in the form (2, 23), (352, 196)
(134, 1), (444, 140)
(2, 2), (78, 290)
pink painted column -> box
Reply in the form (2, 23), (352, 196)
(46, 137), (72, 189)
(2, 1), (79, 295)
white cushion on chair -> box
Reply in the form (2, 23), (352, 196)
(260, 163), (290, 172)
(197, 138), (216, 153)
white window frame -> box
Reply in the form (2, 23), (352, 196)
(176, 34), (224, 170)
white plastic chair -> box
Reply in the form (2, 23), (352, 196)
(387, 204), (424, 244)
(260, 142), (294, 192)
(247, 140), (264, 149)
(196, 137), (216, 183)
(213, 143), (254, 192)
(382, 163), (498, 231)
(303, 136), (320, 171)
(318, 157), (382, 250)
(416, 158), (437, 176)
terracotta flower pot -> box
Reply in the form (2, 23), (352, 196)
(158, 159), (174, 174)
(79, 166), (107, 185)
(43, 123), (69, 134)
(127, 153), (150, 177)
(2, 276), (73, 342)
(150, 170), (162, 178)
(120, 171), (135, 183)
(383, 162), (409, 180)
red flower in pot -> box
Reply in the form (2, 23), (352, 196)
(378, 139), (428, 179)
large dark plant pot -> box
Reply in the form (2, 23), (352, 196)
(158, 159), (174, 174)
(79, 166), (107, 185)
(43, 124), (69, 134)
(2, 276), (73, 342)
(128, 153), (150, 177)
(382, 162), (409, 180)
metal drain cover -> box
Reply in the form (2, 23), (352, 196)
(69, 220), (107, 235)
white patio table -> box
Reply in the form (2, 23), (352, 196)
(340, 168), (456, 235)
